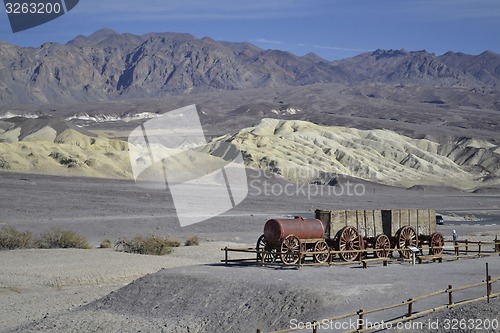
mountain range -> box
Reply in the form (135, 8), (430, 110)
(0, 29), (499, 105)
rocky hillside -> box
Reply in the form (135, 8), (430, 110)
(207, 118), (500, 190)
(1, 115), (499, 190)
(0, 116), (131, 178)
(0, 115), (228, 181)
(334, 49), (500, 87)
(0, 29), (499, 104)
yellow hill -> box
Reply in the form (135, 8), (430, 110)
(206, 118), (500, 190)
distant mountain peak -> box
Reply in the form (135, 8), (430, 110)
(141, 31), (196, 42)
(302, 52), (326, 62)
(483, 50), (497, 54)
(0, 29), (499, 105)
(479, 50), (499, 58)
(67, 28), (120, 46)
(90, 28), (119, 38)
(201, 36), (216, 42)
(85, 28), (121, 44)
(371, 49), (408, 59)
(443, 51), (467, 56)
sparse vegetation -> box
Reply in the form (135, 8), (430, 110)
(464, 214), (478, 221)
(0, 226), (34, 250)
(100, 239), (113, 248)
(7, 286), (22, 294)
(0, 226), (90, 250)
(115, 235), (181, 255)
(185, 236), (200, 246)
(36, 227), (90, 249)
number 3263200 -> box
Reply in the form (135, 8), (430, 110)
(5, 2), (62, 14)
(443, 318), (499, 330)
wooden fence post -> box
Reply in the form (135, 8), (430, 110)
(465, 240), (468, 254)
(448, 285), (453, 306)
(298, 247), (302, 269)
(487, 275), (492, 303)
(358, 309), (365, 331)
(312, 320), (318, 333)
(407, 299), (413, 317)
(478, 241), (482, 255)
(486, 263), (490, 304)
(225, 247), (228, 264)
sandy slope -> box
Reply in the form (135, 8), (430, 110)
(0, 242), (233, 332)
(208, 118), (500, 190)
(0, 123), (132, 179)
(0, 116), (235, 183)
(3, 249), (499, 333)
(1, 116), (499, 191)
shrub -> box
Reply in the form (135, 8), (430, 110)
(36, 227), (90, 249)
(115, 235), (180, 255)
(0, 226), (34, 250)
(99, 239), (113, 248)
(167, 237), (181, 248)
(185, 236), (200, 246)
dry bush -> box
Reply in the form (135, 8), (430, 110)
(464, 214), (478, 221)
(36, 227), (90, 249)
(185, 236), (200, 246)
(100, 239), (113, 248)
(0, 226), (34, 250)
(115, 235), (180, 255)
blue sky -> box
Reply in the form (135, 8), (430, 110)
(1, 0), (499, 60)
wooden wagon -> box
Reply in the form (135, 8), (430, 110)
(256, 208), (444, 265)
(315, 208), (444, 260)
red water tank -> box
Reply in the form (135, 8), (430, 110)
(264, 216), (325, 243)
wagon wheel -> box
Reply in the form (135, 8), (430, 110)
(335, 226), (363, 262)
(256, 234), (277, 263)
(396, 226), (417, 259)
(313, 240), (330, 263)
(429, 232), (444, 255)
(280, 235), (301, 265)
(374, 234), (391, 258)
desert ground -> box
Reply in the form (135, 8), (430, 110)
(0, 170), (499, 332)
(1, 81), (499, 332)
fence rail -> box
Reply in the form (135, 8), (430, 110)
(222, 238), (500, 267)
(221, 246), (413, 267)
(256, 267), (498, 333)
(446, 238), (500, 256)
